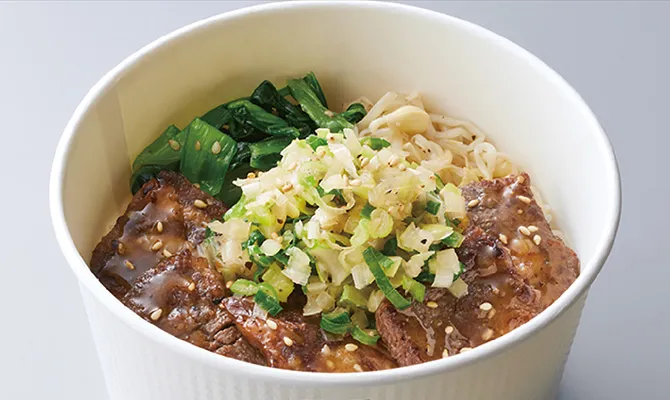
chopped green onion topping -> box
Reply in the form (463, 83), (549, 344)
(402, 276), (426, 303)
(363, 247), (411, 310)
(253, 282), (283, 316)
(442, 231), (464, 248)
(416, 270), (435, 284)
(361, 202), (375, 219)
(339, 285), (368, 308)
(306, 135), (328, 150)
(320, 311), (351, 334)
(351, 326), (380, 345)
(360, 137), (391, 150)
(230, 279), (259, 296)
(426, 200), (441, 215)
(382, 237), (398, 257)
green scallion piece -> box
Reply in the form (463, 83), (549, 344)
(363, 247), (411, 310)
(442, 231), (464, 248)
(360, 137), (391, 150)
(402, 276), (426, 303)
(320, 311), (352, 335)
(253, 289), (283, 316)
(306, 135), (328, 150)
(229, 279), (259, 296)
(361, 202), (375, 219)
(382, 237), (397, 257)
(351, 326), (380, 346)
(426, 200), (441, 215)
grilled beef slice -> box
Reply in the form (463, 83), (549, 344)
(223, 296), (397, 372)
(90, 171), (264, 365)
(376, 173), (579, 366)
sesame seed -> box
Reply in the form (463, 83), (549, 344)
(187, 282), (195, 291)
(162, 249), (172, 258)
(349, 179), (361, 187)
(481, 328), (494, 341)
(194, 141), (201, 151)
(360, 158), (370, 167)
(516, 175), (525, 184)
(281, 182), (293, 193)
(316, 148), (326, 158)
(518, 226), (531, 236)
(322, 344), (331, 355)
(226, 281), (233, 289)
(156, 221), (164, 233)
(266, 320), (278, 330)
(426, 301), (438, 309)
(498, 233), (508, 244)
(460, 347), (472, 353)
(150, 308), (163, 321)
(326, 360), (335, 369)
(325, 110), (335, 117)
(194, 199), (207, 209)
(517, 209), (523, 214)
(398, 164), (407, 171)
(247, 172), (256, 179)
(283, 337), (293, 346)
(528, 225), (539, 233)
(271, 232), (279, 240)
(288, 162), (298, 171)
(533, 235), (542, 245)
(353, 364), (363, 372)
(345, 343), (358, 352)
(124, 260), (135, 270)
(517, 195), (531, 204)
(445, 326), (454, 335)
(151, 240), (163, 251)
(117, 242), (125, 255)
(442, 349), (450, 358)
(193, 183), (200, 189)
(479, 302), (493, 311)
(211, 141), (221, 154)
(168, 139), (180, 151)
(467, 199), (480, 208)
(488, 308), (497, 319)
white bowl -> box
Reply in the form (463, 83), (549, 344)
(50, 2), (620, 399)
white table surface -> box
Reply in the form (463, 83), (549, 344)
(0, 1), (666, 399)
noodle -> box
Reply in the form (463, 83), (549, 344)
(356, 91), (556, 226)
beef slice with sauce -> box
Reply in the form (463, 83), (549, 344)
(376, 173), (579, 366)
(122, 249), (265, 365)
(223, 296), (397, 372)
(90, 170), (227, 297)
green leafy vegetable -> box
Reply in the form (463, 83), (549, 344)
(132, 125), (183, 173)
(130, 165), (170, 194)
(340, 103), (367, 124)
(200, 105), (234, 130)
(179, 118), (237, 196)
(303, 71), (328, 108)
(287, 78), (352, 132)
(251, 80), (313, 137)
(227, 99), (299, 138)
(249, 137), (294, 170)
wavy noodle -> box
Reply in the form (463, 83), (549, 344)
(356, 91), (556, 226)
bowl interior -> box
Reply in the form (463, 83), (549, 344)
(54, 0), (618, 375)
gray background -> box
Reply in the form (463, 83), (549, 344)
(0, 1), (665, 399)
